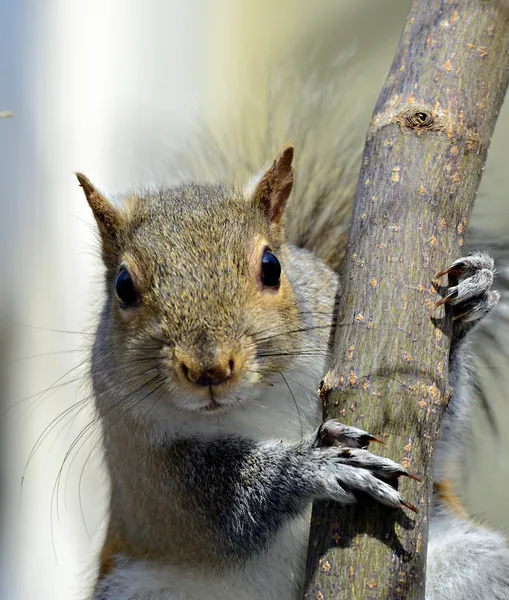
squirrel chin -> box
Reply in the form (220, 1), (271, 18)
(164, 372), (266, 415)
(200, 401), (231, 414)
(187, 393), (248, 415)
(170, 388), (252, 415)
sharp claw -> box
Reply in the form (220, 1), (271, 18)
(383, 469), (422, 482)
(365, 435), (385, 446)
(399, 500), (419, 514)
(435, 296), (450, 307)
(436, 263), (465, 278)
(436, 267), (456, 278)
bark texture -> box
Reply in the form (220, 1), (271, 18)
(303, 1), (509, 598)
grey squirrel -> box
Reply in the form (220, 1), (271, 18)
(78, 138), (509, 599)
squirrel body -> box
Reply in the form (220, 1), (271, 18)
(80, 144), (509, 600)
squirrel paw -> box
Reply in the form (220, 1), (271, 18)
(435, 252), (500, 336)
(311, 446), (419, 512)
(308, 419), (420, 512)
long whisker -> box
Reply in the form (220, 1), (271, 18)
(2, 377), (84, 416)
(13, 322), (96, 337)
(252, 324), (332, 345)
(77, 436), (102, 542)
(18, 357), (91, 424)
(62, 400), (97, 512)
(23, 365), (160, 481)
(50, 372), (164, 562)
(279, 371), (304, 440)
(22, 398), (90, 490)
(4, 349), (164, 416)
(257, 351), (329, 358)
(6, 349), (84, 364)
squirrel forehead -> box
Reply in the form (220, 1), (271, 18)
(113, 185), (283, 325)
(121, 184), (270, 269)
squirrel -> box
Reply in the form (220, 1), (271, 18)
(77, 136), (509, 599)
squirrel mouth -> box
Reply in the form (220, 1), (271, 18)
(201, 390), (224, 412)
(202, 402), (223, 412)
(201, 399), (233, 414)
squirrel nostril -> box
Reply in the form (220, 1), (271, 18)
(228, 358), (235, 374)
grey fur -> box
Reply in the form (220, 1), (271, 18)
(427, 513), (509, 600)
(436, 253), (500, 481)
(89, 178), (509, 600)
(428, 253), (509, 600)
(167, 430), (410, 562)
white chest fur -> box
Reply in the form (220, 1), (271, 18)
(98, 513), (311, 600)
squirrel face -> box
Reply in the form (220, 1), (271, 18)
(79, 146), (308, 417)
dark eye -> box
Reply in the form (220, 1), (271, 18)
(261, 249), (281, 288)
(114, 268), (138, 308)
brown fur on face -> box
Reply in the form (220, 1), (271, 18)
(79, 147), (304, 415)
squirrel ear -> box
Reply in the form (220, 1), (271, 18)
(76, 172), (123, 240)
(250, 144), (294, 225)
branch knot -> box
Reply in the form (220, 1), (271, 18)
(396, 106), (445, 133)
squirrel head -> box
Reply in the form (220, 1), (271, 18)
(79, 145), (317, 418)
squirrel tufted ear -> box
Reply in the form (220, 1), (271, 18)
(250, 144), (294, 225)
(76, 172), (123, 241)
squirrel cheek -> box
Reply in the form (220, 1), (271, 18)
(113, 299), (141, 322)
(257, 274), (291, 305)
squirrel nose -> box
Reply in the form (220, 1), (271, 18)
(179, 358), (235, 387)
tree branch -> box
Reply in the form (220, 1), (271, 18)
(303, 1), (509, 598)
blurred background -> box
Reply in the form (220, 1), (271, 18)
(1, 1), (509, 598)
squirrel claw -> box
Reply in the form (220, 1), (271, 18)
(435, 291), (457, 308)
(399, 500), (419, 514)
(433, 253), (499, 336)
(367, 435), (385, 446)
(435, 296), (450, 308)
(314, 421), (386, 449)
(435, 266), (459, 279)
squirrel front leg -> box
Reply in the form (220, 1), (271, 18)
(433, 253), (500, 497)
(427, 253), (509, 600)
(171, 424), (416, 562)
(93, 425), (416, 600)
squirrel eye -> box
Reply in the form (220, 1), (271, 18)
(261, 249), (281, 288)
(114, 268), (138, 308)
